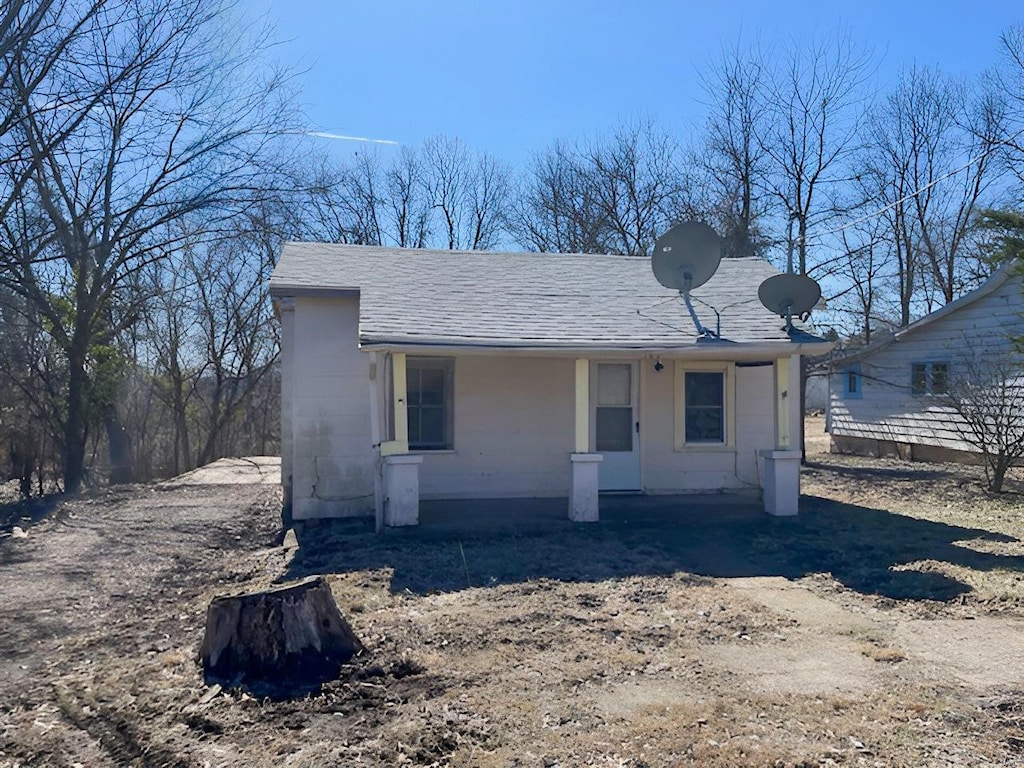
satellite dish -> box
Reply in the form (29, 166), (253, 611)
(758, 272), (822, 318)
(652, 222), (722, 292)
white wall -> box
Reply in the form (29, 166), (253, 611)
(290, 296), (375, 519)
(417, 356), (575, 498)
(831, 276), (1024, 451)
(282, 293), (798, 516)
(279, 300), (294, 501)
(640, 361), (777, 493)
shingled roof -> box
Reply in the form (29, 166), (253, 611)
(271, 242), (829, 352)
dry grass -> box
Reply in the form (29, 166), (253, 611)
(2, 428), (1024, 766)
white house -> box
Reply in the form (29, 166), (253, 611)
(270, 243), (833, 527)
(829, 265), (1023, 461)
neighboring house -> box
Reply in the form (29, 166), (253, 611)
(829, 265), (1023, 461)
(270, 244), (832, 527)
(805, 371), (829, 411)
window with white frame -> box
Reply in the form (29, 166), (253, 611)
(675, 362), (734, 449)
(406, 357), (454, 450)
(910, 361), (949, 396)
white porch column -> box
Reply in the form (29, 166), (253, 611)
(761, 355), (800, 516)
(378, 352), (421, 526)
(775, 355), (791, 449)
(575, 358), (589, 453)
(383, 454), (423, 526)
(570, 358), (601, 522)
(381, 352), (409, 456)
(570, 454), (602, 522)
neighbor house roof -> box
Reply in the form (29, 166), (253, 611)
(830, 262), (1018, 366)
(271, 243), (832, 354)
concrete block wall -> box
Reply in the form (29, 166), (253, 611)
(640, 360), (778, 493)
(417, 355), (575, 499)
(290, 296), (375, 519)
(279, 298), (295, 516)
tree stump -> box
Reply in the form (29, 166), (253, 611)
(200, 576), (364, 697)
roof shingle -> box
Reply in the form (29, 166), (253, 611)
(271, 243), (821, 349)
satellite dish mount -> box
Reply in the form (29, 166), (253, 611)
(651, 222), (723, 338)
(757, 266), (822, 334)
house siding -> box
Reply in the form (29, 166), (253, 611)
(417, 356), (575, 499)
(279, 300), (295, 512)
(282, 296), (801, 518)
(640, 361), (778, 493)
(830, 277), (1024, 454)
(290, 296), (375, 520)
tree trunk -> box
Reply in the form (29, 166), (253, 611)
(63, 349), (88, 494)
(200, 576), (364, 698)
(105, 411), (133, 484)
(990, 458), (1009, 494)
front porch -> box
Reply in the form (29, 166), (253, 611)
(372, 350), (803, 529)
(418, 492), (765, 536)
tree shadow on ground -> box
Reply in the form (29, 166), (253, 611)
(802, 460), (955, 482)
(285, 495), (1023, 602)
(0, 495), (61, 536)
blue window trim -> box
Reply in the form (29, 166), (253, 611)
(843, 363), (863, 399)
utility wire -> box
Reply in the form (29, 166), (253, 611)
(802, 124), (1024, 248)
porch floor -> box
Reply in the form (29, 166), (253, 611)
(417, 493), (764, 535)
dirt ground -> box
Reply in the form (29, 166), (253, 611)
(2, 426), (1024, 767)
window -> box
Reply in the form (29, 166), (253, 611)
(595, 363), (633, 452)
(684, 370), (725, 444)
(674, 363), (735, 450)
(911, 361), (949, 396)
(844, 363), (862, 399)
(406, 357), (454, 450)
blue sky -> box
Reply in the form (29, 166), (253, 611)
(255, 1), (1021, 164)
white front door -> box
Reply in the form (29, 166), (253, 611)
(592, 361), (641, 491)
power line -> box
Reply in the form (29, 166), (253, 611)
(804, 124), (1024, 247)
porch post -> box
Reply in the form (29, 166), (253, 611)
(570, 358), (601, 522)
(760, 355), (800, 517)
(574, 358), (589, 453)
(775, 355), (791, 449)
(379, 352), (421, 526)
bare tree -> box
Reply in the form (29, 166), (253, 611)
(0, 0), (295, 492)
(762, 32), (875, 276)
(508, 140), (609, 253)
(833, 216), (896, 344)
(189, 215), (280, 466)
(511, 121), (687, 256)
(946, 349), (1024, 493)
(382, 146), (431, 248)
(857, 66), (1003, 325)
(584, 120), (685, 256)
(303, 138), (506, 251)
(698, 40), (775, 258)
(421, 135), (510, 250)
(999, 26), (1024, 188)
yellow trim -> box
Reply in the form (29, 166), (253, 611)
(379, 439), (407, 456)
(391, 352), (409, 453)
(775, 357), (791, 449)
(674, 361), (735, 451)
(574, 358), (589, 453)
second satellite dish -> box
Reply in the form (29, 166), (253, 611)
(757, 273), (822, 318)
(652, 221), (722, 292)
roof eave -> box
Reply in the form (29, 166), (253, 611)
(830, 264), (1015, 366)
(269, 284), (360, 299)
(359, 338), (834, 360)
